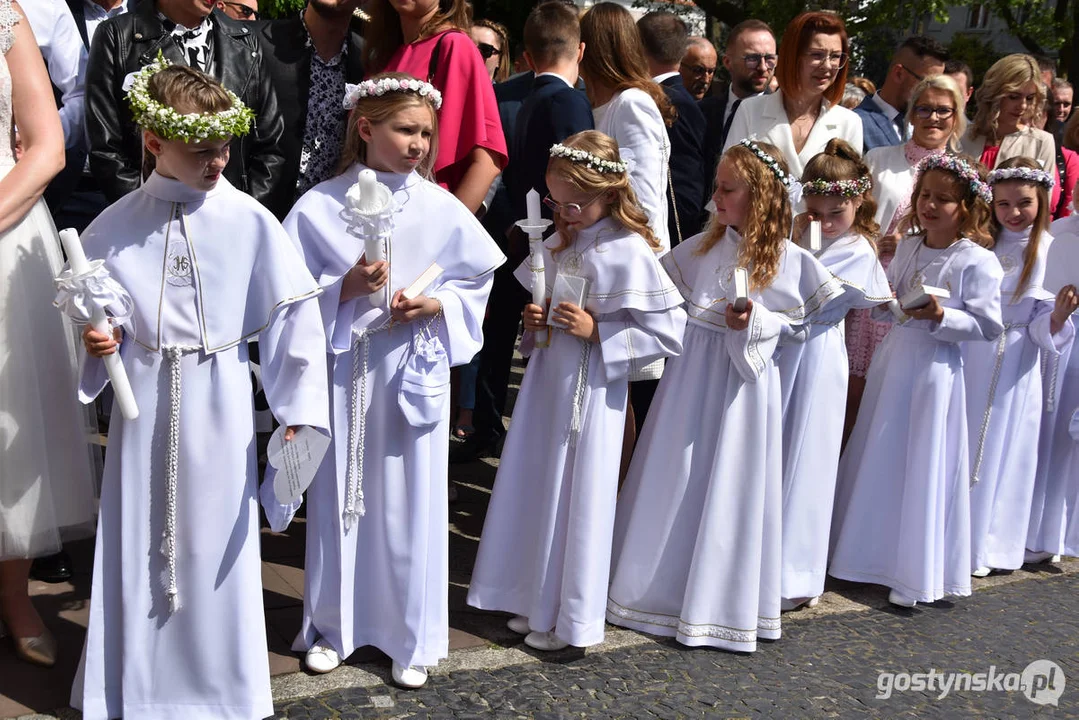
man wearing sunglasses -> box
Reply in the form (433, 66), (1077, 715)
(855, 35), (947, 152)
(216, 0), (258, 21)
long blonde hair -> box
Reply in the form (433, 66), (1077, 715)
(989, 156), (1051, 300)
(579, 3), (676, 126)
(545, 130), (661, 253)
(364, 0), (472, 74)
(696, 142), (792, 290)
(336, 73), (440, 178)
(968, 54), (1045, 144)
(902, 155), (994, 248)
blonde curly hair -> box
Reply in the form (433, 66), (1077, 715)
(968, 54), (1045, 145)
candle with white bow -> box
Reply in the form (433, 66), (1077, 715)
(345, 168), (395, 307)
(55, 228), (139, 420)
(517, 189), (553, 348)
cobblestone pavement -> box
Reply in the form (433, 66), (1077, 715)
(274, 570), (1078, 719)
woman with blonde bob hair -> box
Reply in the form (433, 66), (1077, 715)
(846, 74), (970, 432)
(962, 54), (1061, 209)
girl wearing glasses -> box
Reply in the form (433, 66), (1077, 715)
(846, 75), (966, 440)
(722, 11), (861, 180)
(607, 140), (841, 652)
(363, 0), (507, 215)
(966, 159), (1076, 579)
(962, 55), (1062, 213)
(468, 131), (686, 653)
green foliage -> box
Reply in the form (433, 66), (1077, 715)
(259, 0), (305, 20)
(946, 33), (1004, 85)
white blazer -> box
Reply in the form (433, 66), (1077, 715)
(594, 88), (672, 251)
(865, 143), (916, 234)
(722, 89), (864, 179)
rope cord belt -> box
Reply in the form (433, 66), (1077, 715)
(970, 324), (1027, 487)
(162, 344), (200, 613)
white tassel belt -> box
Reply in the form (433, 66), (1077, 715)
(162, 344), (200, 614)
(569, 339), (592, 447)
(970, 324), (1027, 487)
(343, 325), (390, 531)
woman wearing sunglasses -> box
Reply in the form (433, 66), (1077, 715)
(723, 11), (861, 180)
(843, 74), (966, 441)
(471, 18), (510, 84)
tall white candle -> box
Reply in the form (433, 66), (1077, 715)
(526, 188), (542, 225)
(58, 229), (139, 420)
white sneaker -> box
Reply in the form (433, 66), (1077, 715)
(971, 566), (991, 578)
(506, 615), (530, 634)
(392, 661), (428, 688)
(305, 641), (341, 674)
(1024, 550), (1061, 563)
(524, 630), (569, 651)
(888, 589), (917, 608)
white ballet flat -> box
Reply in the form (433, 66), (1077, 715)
(888, 589), (917, 608)
(523, 630), (569, 651)
(305, 641), (341, 674)
(806, 595), (820, 608)
(391, 661), (428, 688)
(971, 566), (992, 578)
(780, 596), (820, 612)
(1024, 550), (1061, 564)
(506, 615), (530, 634)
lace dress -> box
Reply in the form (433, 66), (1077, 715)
(0, 0), (97, 560)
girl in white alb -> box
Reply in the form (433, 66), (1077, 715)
(607, 140), (842, 652)
(468, 130), (686, 652)
(965, 158), (1076, 577)
(830, 154), (1004, 608)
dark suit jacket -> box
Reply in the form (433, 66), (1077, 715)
(854, 94), (903, 152)
(505, 74), (594, 225)
(85, 3), (285, 211)
(481, 70), (534, 255)
(660, 76), (706, 243)
(699, 84), (736, 186)
(260, 14), (365, 216)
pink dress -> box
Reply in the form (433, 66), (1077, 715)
(845, 141), (943, 377)
(383, 30), (508, 194)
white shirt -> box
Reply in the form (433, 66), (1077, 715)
(536, 71), (573, 88)
(83, 0), (128, 45)
(653, 71), (681, 84)
(21, 0), (87, 149)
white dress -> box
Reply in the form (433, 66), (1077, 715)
(468, 217), (686, 648)
(0, 1), (96, 562)
(1028, 219), (1079, 556)
(776, 232), (890, 603)
(964, 229), (1071, 572)
(71, 172), (329, 720)
(606, 228), (842, 652)
(829, 236), (1004, 603)
(287, 167), (504, 669)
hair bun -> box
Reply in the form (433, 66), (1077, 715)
(824, 137), (861, 163)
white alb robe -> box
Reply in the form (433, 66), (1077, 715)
(71, 173), (330, 720)
(286, 166), (504, 669)
(964, 229), (1072, 572)
(776, 232), (890, 603)
(1028, 219), (1079, 556)
(830, 235), (1004, 603)
(607, 227), (842, 652)
(467, 217), (686, 648)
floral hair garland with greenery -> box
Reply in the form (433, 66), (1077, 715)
(549, 143), (628, 174)
(343, 77), (444, 110)
(126, 52), (254, 142)
(802, 175), (873, 198)
(986, 166), (1055, 190)
(917, 154), (993, 205)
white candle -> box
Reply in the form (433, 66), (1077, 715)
(58, 228), (139, 420)
(526, 188), (542, 225)
(809, 220), (822, 253)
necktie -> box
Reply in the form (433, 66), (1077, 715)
(722, 97), (743, 146)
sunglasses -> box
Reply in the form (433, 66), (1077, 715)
(476, 42), (501, 60)
(543, 192), (603, 218)
(220, 1), (258, 19)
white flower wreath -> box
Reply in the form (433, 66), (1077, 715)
(549, 143), (628, 174)
(343, 78), (444, 110)
(125, 52), (254, 142)
(987, 166), (1055, 190)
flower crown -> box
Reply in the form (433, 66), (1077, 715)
(739, 139), (793, 188)
(803, 175), (872, 198)
(126, 52), (254, 142)
(343, 77), (443, 110)
(917, 154), (993, 205)
(549, 143), (628, 174)
(987, 166), (1055, 190)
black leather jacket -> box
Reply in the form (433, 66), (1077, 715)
(85, 3), (286, 212)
